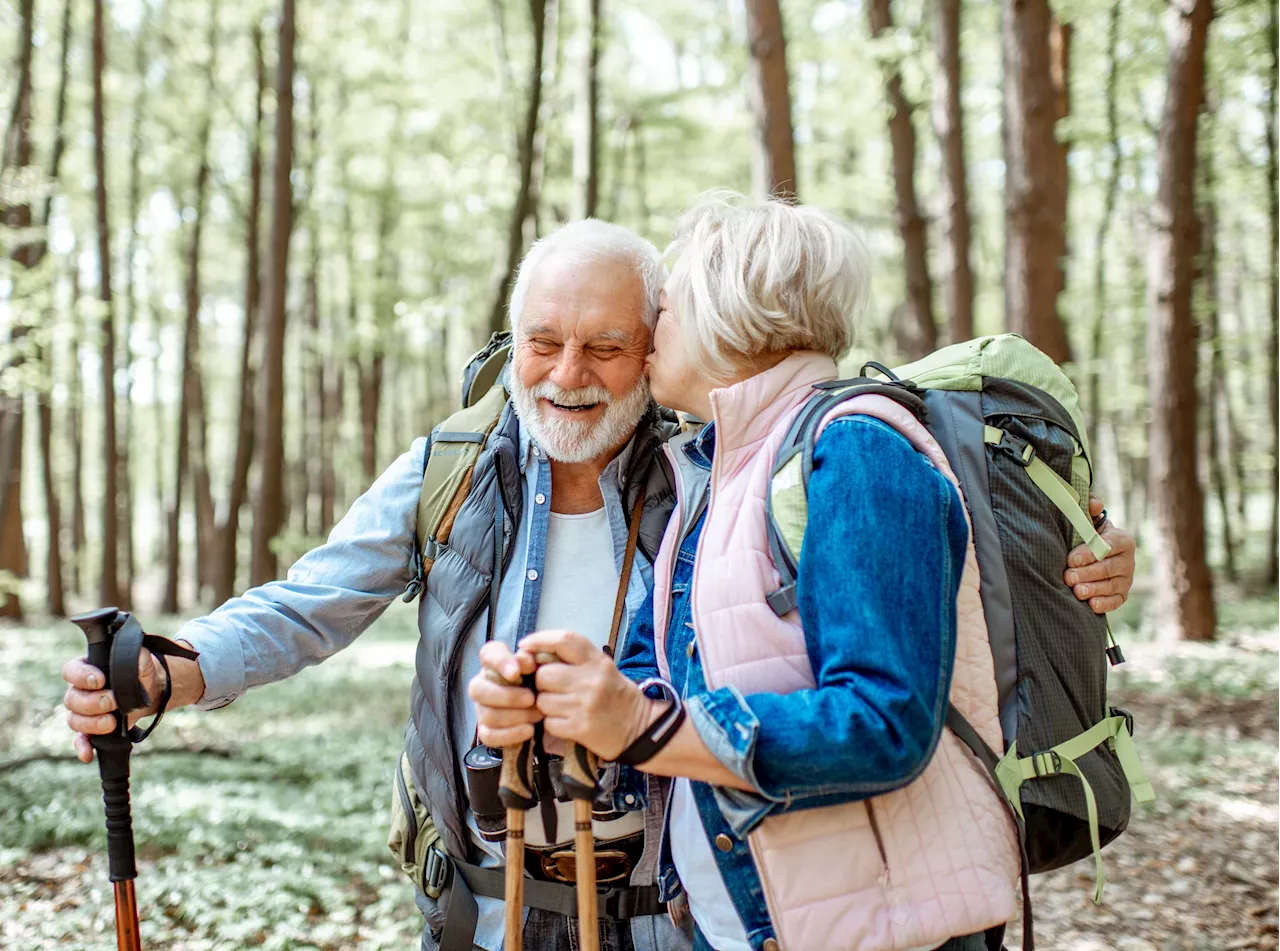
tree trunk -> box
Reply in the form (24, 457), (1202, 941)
(1087, 1), (1121, 439)
(69, 253), (85, 595)
(1264, 3), (1279, 584)
(117, 2), (153, 611)
(1048, 19), (1072, 310)
(572, 0), (601, 220)
(868, 0), (936, 361)
(214, 23), (266, 606)
(92, 0), (121, 607)
(1146, 0), (1216, 641)
(525, 0), (558, 243)
(250, 0), (296, 587)
(487, 0), (548, 337)
(0, 0), (36, 619)
(1002, 0), (1072, 364)
(1201, 92), (1235, 582)
(744, 0), (797, 200)
(305, 81), (324, 541)
(36, 334), (64, 616)
(163, 0), (220, 614)
(933, 0), (974, 344)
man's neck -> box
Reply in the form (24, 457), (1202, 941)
(548, 433), (634, 514)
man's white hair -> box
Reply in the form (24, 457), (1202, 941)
(508, 219), (665, 334)
(664, 190), (870, 382)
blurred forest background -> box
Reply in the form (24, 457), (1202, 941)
(0, 0), (1278, 948)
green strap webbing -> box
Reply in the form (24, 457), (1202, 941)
(984, 425), (1112, 561)
(993, 715), (1155, 903)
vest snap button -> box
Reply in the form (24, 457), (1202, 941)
(686, 639), (696, 659)
(714, 834), (733, 852)
(763, 940), (780, 951)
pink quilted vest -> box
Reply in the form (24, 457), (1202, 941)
(653, 352), (1020, 951)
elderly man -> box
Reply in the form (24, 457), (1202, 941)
(61, 218), (1136, 951)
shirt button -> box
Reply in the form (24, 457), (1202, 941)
(535, 493), (546, 505)
(624, 794), (636, 806)
(714, 834), (733, 853)
(527, 569), (538, 581)
(686, 639), (696, 659)
(532, 446), (541, 457)
(763, 940), (780, 951)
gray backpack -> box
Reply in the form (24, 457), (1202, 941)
(765, 334), (1154, 949)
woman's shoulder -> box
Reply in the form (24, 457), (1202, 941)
(811, 413), (956, 498)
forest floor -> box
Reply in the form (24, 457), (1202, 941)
(1, 595), (1276, 951)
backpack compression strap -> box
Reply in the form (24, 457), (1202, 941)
(403, 383), (509, 602)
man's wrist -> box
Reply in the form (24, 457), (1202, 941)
(166, 640), (206, 710)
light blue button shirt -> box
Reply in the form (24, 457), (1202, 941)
(178, 423), (660, 951)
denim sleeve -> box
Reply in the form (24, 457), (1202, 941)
(616, 584), (660, 683)
(177, 438), (427, 709)
(686, 416), (968, 817)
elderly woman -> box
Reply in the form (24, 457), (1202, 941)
(473, 194), (1022, 951)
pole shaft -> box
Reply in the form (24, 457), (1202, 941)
(574, 798), (598, 951)
(114, 879), (141, 951)
(504, 808), (525, 951)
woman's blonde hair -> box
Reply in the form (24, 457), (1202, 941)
(664, 190), (870, 382)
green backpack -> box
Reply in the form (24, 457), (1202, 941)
(765, 334), (1154, 945)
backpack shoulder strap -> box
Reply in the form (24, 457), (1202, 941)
(403, 383), (509, 602)
(764, 377), (925, 616)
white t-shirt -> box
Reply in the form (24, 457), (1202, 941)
(521, 506), (645, 847)
(670, 778), (752, 951)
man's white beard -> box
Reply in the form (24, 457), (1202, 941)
(510, 372), (651, 464)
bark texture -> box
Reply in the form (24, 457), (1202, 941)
(214, 23), (266, 605)
(744, 0), (797, 200)
(250, 0), (297, 587)
(1002, 0), (1072, 363)
(933, 0), (974, 343)
(1146, 0), (1216, 641)
(869, 0), (936, 360)
(487, 0), (549, 337)
(572, 0), (601, 219)
(92, 0), (121, 607)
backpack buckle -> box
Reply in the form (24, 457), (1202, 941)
(424, 843), (450, 894)
(1031, 749), (1062, 777)
(991, 429), (1036, 468)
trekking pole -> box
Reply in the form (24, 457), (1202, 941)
(70, 607), (199, 951)
(486, 669), (537, 951)
(71, 608), (143, 951)
(533, 652), (601, 951)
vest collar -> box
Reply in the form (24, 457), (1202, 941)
(707, 351), (838, 460)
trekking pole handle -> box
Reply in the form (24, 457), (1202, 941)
(531, 652), (599, 802)
(70, 608), (138, 884)
(484, 668), (538, 811)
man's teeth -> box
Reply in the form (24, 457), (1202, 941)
(551, 401), (598, 411)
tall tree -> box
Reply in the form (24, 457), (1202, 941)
(487, 0), (549, 337)
(571, 0), (602, 219)
(1001, 0), (1072, 363)
(215, 23), (266, 606)
(1087, 0), (1122, 438)
(250, 0), (297, 586)
(1146, 0), (1215, 641)
(1048, 19), (1072, 318)
(68, 248), (85, 595)
(304, 80), (325, 541)
(1200, 89), (1236, 581)
(116, 1), (155, 610)
(0, 0), (36, 619)
(933, 0), (974, 343)
(34, 0), (76, 617)
(744, 0), (797, 200)
(868, 0), (936, 360)
(92, 0), (121, 607)
(1264, 2), (1279, 584)
(162, 0), (221, 614)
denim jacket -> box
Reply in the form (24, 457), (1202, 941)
(617, 417), (971, 949)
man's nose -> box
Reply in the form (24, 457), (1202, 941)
(548, 347), (593, 391)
